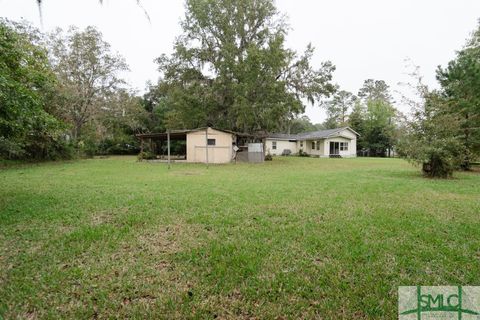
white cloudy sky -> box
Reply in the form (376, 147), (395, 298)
(1, 0), (479, 123)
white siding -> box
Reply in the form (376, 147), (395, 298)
(265, 139), (297, 156)
(266, 127), (358, 158)
(338, 129), (357, 140)
(324, 137), (357, 157)
(300, 140), (325, 157)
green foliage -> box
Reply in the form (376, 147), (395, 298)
(346, 79), (398, 156)
(47, 27), (146, 156)
(358, 79), (393, 102)
(298, 149), (310, 157)
(1, 21), (143, 160)
(348, 100), (366, 149)
(436, 21), (480, 169)
(97, 137), (140, 155)
(48, 26), (129, 139)
(362, 99), (396, 156)
(322, 90), (357, 128)
(264, 152), (273, 161)
(281, 115), (319, 134)
(0, 19), (71, 160)
(137, 150), (156, 161)
(397, 76), (464, 178)
(141, 82), (170, 132)
(152, 0), (335, 133)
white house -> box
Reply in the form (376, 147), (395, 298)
(265, 127), (359, 158)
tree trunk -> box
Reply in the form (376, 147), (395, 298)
(462, 113), (471, 170)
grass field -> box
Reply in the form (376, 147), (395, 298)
(1, 156), (479, 319)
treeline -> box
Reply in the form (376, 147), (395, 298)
(272, 79), (399, 158)
(0, 20), (146, 161)
(320, 79), (399, 157)
(2, 0), (479, 178)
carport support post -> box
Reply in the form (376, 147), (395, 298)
(167, 130), (171, 169)
(205, 128), (209, 169)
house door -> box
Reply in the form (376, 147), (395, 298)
(329, 142), (339, 155)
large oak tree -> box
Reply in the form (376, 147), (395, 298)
(153, 0), (335, 134)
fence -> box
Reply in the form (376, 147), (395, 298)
(235, 143), (264, 163)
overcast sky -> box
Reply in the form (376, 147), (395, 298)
(1, 0), (479, 123)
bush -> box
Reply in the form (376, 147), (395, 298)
(0, 124), (75, 161)
(398, 133), (463, 178)
(137, 151), (156, 161)
(97, 136), (140, 155)
(420, 148), (458, 178)
(397, 78), (465, 178)
(264, 153), (273, 161)
(77, 139), (97, 158)
(298, 149), (309, 157)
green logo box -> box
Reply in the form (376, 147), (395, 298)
(399, 286), (480, 319)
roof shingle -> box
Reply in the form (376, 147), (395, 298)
(267, 127), (357, 140)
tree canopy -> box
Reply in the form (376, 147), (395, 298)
(151, 0), (335, 134)
(0, 19), (66, 159)
(0, 21), (146, 160)
(334, 79), (399, 157)
(48, 26), (129, 140)
(322, 90), (357, 128)
(397, 72), (464, 177)
(436, 21), (480, 169)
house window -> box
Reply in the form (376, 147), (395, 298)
(272, 141), (277, 150)
(340, 142), (348, 151)
(300, 141), (303, 148)
(316, 141), (320, 150)
(311, 141), (315, 149)
(207, 139), (216, 146)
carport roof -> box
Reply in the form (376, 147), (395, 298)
(136, 130), (188, 140)
(135, 127), (253, 140)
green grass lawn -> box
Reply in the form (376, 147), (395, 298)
(1, 156), (479, 319)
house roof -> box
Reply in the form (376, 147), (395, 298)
(267, 127), (359, 141)
(267, 133), (296, 140)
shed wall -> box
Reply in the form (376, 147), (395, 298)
(186, 128), (233, 163)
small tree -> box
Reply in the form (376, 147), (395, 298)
(397, 71), (463, 178)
